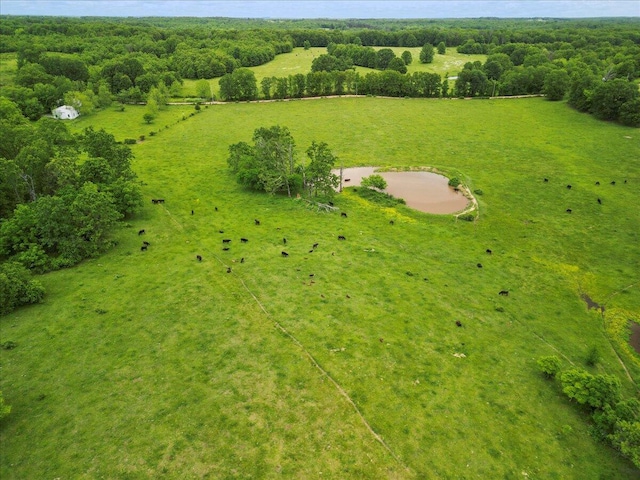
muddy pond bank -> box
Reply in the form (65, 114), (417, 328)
(334, 167), (470, 214)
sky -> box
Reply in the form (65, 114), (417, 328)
(0, 0), (638, 18)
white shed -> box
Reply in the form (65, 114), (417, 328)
(52, 105), (79, 120)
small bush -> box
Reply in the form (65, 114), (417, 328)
(537, 355), (562, 378)
(149, 131), (156, 137)
(458, 213), (475, 222)
(586, 346), (601, 366)
(0, 262), (45, 316)
(473, 189), (483, 195)
(448, 177), (461, 187)
(124, 138), (137, 145)
(139, 135), (145, 141)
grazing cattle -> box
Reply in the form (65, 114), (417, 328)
(309, 273), (315, 277)
(597, 198), (602, 204)
(328, 201), (334, 207)
(389, 220), (394, 225)
(140, 245), (147, 251)
(566, 208), (572, 213)
(566, 185), (572, 189)
(456, 320), (462, 327)
(222, 247), (230, 251)
(142, 241), (150, 246)
(595, 181), (600, 186)
(379, 337), (383, 343)
(312, 243), (319, 249)
(611, 181), (616, 185)
(499, 290), (509, 296)
(151, 198), (165, 204)
(341, 212), (347, 218)
(241, 238), (248, 243)
(281, 251), (289, 257)
(309, 250), (314, 253)
(624, 180), (627, 184)
(254, 219), (261, 225)
(138, 229), (145, 235)
(215, 207), (218, 211)
(486, 249), (492, 255)
(240, 257), (245, 263)
(196, 255), (202, 262)
(338, 235), (346, 240)
(543, 178), (548, 183)
(219, 230), (224, 234)
(477, 263), (483, 268)
(222, 239), (231, 244)
(283, 238), (287, 244)
(227, 267), (231, 273)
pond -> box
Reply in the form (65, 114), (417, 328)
(333, 167), (470, 214)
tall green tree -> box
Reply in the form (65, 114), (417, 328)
(420, 44), (435, 64)
(304, 141), (339, 198)
(219, 68), (258, 101)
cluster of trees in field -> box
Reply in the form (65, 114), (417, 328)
(0, 98), (142, 278)
(538, 356), (640, 469)
(1, 16), (638, 124)
(227, 125), (339, 198)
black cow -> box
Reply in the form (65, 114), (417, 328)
(240, 257), (245, 263)
(222, 247), (230, 251)
(142, 241), (150, 246)
(543, 178), (548, 183)
(312, 243), (319, 249)
(241, 238), (248, 243)
(222, 239), (231, 244)
(151, 198), (165, 204)
(341, 212), (347, 218)
(389, 220), (394, 225)
(281, 251), (289, 257)
(611, 181), (616, 185)
(595, 181), (600, 186)
(219, 230), (224, 234)
(456, 320), (463, 327)
(338, 235), (346, 240)
(141, 245), (148, 251)
(254, 219), (261, 225)
(566, 208), (572, 214)
(597, 198), (602, 204)
(196, 255), (202, 262)
(138, 229), (145, 235)
(191, 210), (194, 215)
(215, 207), (218, 211)
(499, 290), (509, 296)
(566, 185), (572, 190)
(283, 238), (287, 244)
(486, 249), (492, 255)
(344, 178), (351, 182)
(477, 263), (483, 268)
(227, 267), (232, 273)
(328, 201), (334, 207)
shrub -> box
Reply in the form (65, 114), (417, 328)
(537, 355), (562, 378)
(560, 368), (621, 409)
(458, 213), (475, 222)
(585, 346), (601, 366)
(0, 261), (45, 315)
(448, 177), (461, 188)
(123, 138), (137, 145)
(139, 135), (145, 141)
(473, 189), (483, 195)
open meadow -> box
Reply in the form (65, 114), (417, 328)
(1, 96), (639, 478)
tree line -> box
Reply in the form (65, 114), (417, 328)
(2, 16), (638, 124)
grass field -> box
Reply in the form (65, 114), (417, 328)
(183, 47), (486, 99)
(1, 96), (639, 478)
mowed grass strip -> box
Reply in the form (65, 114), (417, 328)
(1, 96), (639, 478)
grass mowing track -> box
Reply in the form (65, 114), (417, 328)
(1, 96), (639, 479)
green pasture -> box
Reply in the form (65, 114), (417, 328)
(1, 97), (639, 478)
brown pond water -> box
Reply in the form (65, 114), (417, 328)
(334, 167), (470, 214)
(630, 322), (640, 355)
